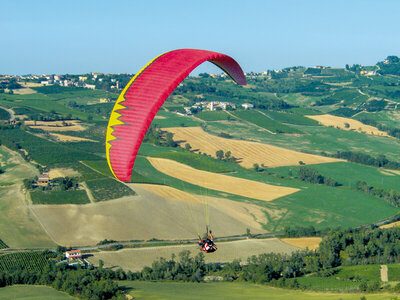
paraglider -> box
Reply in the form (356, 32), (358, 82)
(106, 49), (246, 182)
(198, 227), (217, 253)
(106, 49), (246, 253)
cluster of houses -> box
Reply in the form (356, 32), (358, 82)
(1, 73), (122, 90)
(183, 101), (254, 115)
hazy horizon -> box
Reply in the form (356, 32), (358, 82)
(2, 0), (400, 75)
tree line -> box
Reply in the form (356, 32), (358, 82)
(322, 151), (400, 170)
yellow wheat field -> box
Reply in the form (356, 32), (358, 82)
(281, 237), (322, 250)
(147, 157), (299, 202)
(380, 221), (400, 229)
(48, 168), (80, 179)
(13, 88), (37, 95)
(25, 120), (85, 132)
(135, 184), (201, 203)
(164, 127), (340, 168)
(306, 114), (389, 137)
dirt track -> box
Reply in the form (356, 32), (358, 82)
(164, 127), (340, 168)
(87, 238), (301, 271)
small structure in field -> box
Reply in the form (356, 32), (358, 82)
(37, 174), (50, 186)
(65, 250), (82, 262)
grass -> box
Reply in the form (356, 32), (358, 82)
(195, 111), (232, 121)
(262, 184), (398, 232)
(0, 108), (10, 120)
(120, 281), (397, 300)
(153, 151), (235, 173)
(387, 264), (400, 281)
(30, 190), (90, 205)
(270, 162), (400, 193)
(0, 128), (100, 166)
(82, 160), (113, 177)
(151, 110), (201, 128)
(232, 110), (303, 134)
(263, 110), (320, 126)
(287, 265), (382, 292)
(0, 239), (8, 249)
(206, 118), (400, 163)
(0, 285), (75, 299)
(85, 178), (135, 201)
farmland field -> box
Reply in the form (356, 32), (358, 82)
(0, 286), (75, 300)
(0, 108), (10, 120)
(195, 110), (232, 121)
(262, 110), (320, 126)
(147, 157), (300, 202)
(30, 190), (90, 205)
(153, 151), (235, 173)
(280, 237), (322, 250)
(271, 162), (400, 192)
(85, 178), (135, 201)
(0, 251), (55, 272)
(164, 126), (340, 168)
(306, 114), (388, 136)
(0, 147), (55, 248)
(30, 184), (265, 246)
(120, 281), (397, 300)
(205, 119), (400, 162)
(87, 238), (300, 271)
(233, 110), (303, 133)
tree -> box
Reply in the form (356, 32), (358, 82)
(184, 143), (192, 151)
(216, 150), (224, 160)
(99, 259), (104, 269)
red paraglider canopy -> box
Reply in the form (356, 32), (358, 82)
(106, 49), (246, 181)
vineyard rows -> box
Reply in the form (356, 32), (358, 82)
(0, 251), (55, 272)
(0, 239), (8, 249)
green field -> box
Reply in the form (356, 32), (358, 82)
(153, 151), (235, 173)
(120, 281), (397, 300)
(232, 110), (303, 133)
(286, 264), (385, 292)
(0, 239), (8, 249)
(271, 162), (400, 192)
(85, 178), (135, 201)
(30, 190), (90, 205)
(206, 118), (400, 162)
(0, 285), (75, 300)
(195, 111), (232, 121)
(151, 110), (201, 128)
(0, 108), (10, 120)
(263, 184), (398, 232)
(0, 251), (55, 272)
(263, 110), (320, 126)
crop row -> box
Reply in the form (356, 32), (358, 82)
(0, 251), (55, 272)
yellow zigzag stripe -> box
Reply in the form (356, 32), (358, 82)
(106, 52), (165, 179)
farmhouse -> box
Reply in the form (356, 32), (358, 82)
(37, 174), (50, 186)
(65, 250), (82, 262)
(242, 103), (254, 109)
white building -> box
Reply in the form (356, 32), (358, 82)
(242, 103), (254, 109)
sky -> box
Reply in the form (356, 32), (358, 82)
(2, 0), (400, 75)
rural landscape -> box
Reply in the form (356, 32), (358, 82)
(1, 54), (400, 299)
